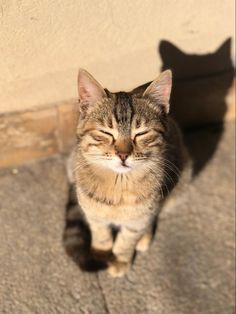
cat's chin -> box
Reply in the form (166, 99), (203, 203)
(111, 165), (132, 174)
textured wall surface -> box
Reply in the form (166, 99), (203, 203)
(0, 0), (235, 113)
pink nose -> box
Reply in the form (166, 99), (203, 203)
(117, 152), (129, 162)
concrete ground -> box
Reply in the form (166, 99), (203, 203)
(0, 121), (235, 314)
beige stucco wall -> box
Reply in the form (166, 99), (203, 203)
(0, 0), (235, 114)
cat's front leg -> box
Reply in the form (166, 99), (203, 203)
(108, 226), (142, 277)
(89, 220), (113, 254)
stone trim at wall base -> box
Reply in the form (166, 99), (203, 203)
(0, 102), (78, 168)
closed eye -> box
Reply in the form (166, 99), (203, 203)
(135, 129), (165, 138)
(134, 130), (150, 140)
(98, 130), (114, 138)
(90, 134), (104, 142)
(90, 129), (114, 143)
(98, 130), (115, 142)
(134, 129), (165, 145)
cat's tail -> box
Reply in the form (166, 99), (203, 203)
(63, 185), (112, 271)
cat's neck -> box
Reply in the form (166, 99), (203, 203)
(75, 158), (159, 206)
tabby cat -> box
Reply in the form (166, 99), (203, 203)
(66, 69), (189, 277)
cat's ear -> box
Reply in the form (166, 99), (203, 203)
(159, 40), (185, 59)
(215, 38), (231, 56)
(78, 69), (107, 112)
(143, 70), (172, 114)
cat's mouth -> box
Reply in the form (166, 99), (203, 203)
(121, 161), (129, 167)
(97, 157), (132, 174)
(113, 161), (131, 174)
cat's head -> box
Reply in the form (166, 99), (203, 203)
(76, 69), (172, 174)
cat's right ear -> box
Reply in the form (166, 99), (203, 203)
(78, 69), (107, 113)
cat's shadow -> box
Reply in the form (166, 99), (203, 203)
(159, 38), (234, 176)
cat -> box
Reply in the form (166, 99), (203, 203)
(64, 69), (190, 277)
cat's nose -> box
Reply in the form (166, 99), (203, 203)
(117, 152), (129, 162)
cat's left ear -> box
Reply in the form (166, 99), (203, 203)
(143, 70), (172, 114)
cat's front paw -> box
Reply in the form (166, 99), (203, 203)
(107, 260), (130, 278)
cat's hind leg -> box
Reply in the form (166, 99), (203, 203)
(135, 231), (152, 252)
(136, 216), (156, 252)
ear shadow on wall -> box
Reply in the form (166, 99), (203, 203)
(159, 38), (234, 176)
